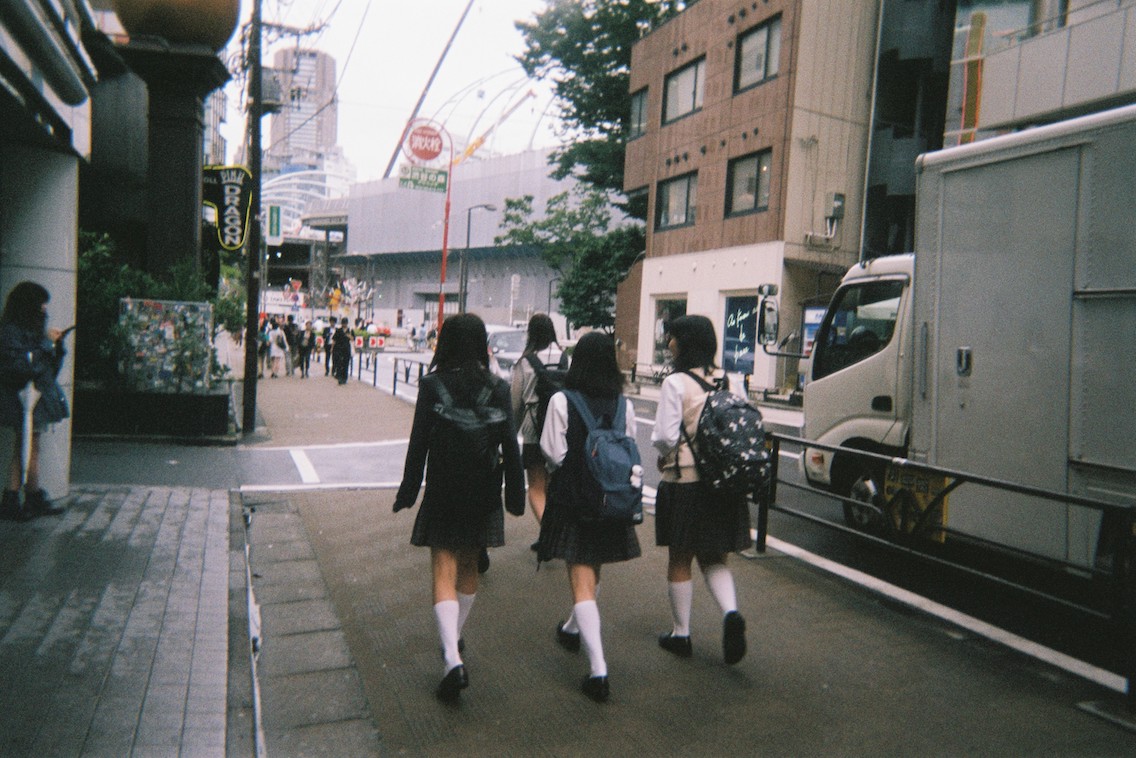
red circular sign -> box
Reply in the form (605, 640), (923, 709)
(407, 124), (443, 162)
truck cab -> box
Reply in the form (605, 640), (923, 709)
(800, 254), (915, 526)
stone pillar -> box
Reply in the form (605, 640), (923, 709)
(118, 40), (229, 277)
(0, 144), (80, 500)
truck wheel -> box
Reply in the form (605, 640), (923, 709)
(838, 464), (885, 532)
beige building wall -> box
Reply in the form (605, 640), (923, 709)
(625, 0), (879, 390)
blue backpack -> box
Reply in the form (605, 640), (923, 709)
(564, 390), (644, 525)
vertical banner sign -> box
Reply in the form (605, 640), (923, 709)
(266, 205), (283, 246)
(399, 121), (448, 193)
(722, 295), (758, 375)
(203, 166), (253, 250)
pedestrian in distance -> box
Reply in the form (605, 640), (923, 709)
(393, 313), (525, 703)
(651, 315), (749, 665)
(264, 320), (288, 379)
(0, 282), (69, 521)
(322, 322), (334, 375)
(331, 317), (352, 385)
(538, 331), (641, 703)
(284, 314), (299, 376)
(257, 318), (269, 378)
(510, 313), (561, 531)
(297, 320), (315, 378)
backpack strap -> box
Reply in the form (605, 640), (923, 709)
(563, 390), (624, 432)
(677, 370), (722, 481)
(681, 369), (727, 393)
(434, 378), (492, 410)
(525, 353), (545, 373)
(433, 380), (455, 410)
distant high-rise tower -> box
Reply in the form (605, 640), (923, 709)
(267, 48), (338, 173)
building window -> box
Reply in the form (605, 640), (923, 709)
(663, 58), (705, 124)
(629, 89), (648, 139)
(656, 172), (698, 229)
(735, 16), (781, 92)
(726, 150), (772, 215)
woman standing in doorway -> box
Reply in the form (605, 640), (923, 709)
(394, 313), (525, 702)
(651, 315), (749, 665)
(0, 282), (68, 521)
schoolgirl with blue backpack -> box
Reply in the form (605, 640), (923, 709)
(537, 332), (642, 703)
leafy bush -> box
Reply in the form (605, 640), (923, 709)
(76, 231), (244, 387)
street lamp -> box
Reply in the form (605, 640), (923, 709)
(460, 203), (496, 313)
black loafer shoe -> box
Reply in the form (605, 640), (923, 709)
(658, 632), (693, 658)
(478, 548), (490, 574)
(435, 664), (469, 702)
(556, 621), (581, 652)
(723, 611), (747, 665)
(581, 675), (609, 703)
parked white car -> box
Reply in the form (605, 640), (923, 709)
(487, 326), (564, 381)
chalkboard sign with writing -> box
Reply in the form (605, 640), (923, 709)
(722, 296), (758, 374)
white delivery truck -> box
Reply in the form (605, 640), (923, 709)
(768, 104), (1136, 569)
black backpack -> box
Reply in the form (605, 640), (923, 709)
(680, 371), (771, 499)
(524, 353), (567, 437)
(564, 390), (643, 525)
(430, 380), (508, 508)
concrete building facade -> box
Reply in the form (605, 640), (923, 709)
(1, 1), (105, 498)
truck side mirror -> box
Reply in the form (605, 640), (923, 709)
(758, 297), (779, 345)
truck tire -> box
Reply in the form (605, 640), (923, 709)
(834, 455), (887, 533)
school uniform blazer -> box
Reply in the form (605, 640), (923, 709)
(395, 368), (525, 516)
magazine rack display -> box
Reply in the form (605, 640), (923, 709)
(119, 298), (213, 394)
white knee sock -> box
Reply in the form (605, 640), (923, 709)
(434, 600), (462, 673)
(562, 584), (599, 634)
(573, 600), (606, 677)
(668, 580), (693, 637)
(457, 592), (475, 633)
(702, 563), (738, 616)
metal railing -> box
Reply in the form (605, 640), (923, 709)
(754, 434), (1136, 709)
(391, 356), (432, 395)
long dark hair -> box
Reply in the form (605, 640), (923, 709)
(666, 315), (718, 372)
(431, 313), (490, 373)
(523, 313), (557, 355)
(564, 332), (624, 398)
(1, 281), (49, 334)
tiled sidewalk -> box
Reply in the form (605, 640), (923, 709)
(0, 485), (228, 756)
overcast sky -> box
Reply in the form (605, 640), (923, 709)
(222, 0), (562, 181)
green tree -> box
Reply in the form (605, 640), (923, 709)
(516, 0), (686, 215)
(496, 187), (643, 330)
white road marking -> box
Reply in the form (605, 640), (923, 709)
(255, 439), (409, 452)
(289, 449), (320, 483)
(241, 481), (403, 493)
(760, 534), (1127, 694)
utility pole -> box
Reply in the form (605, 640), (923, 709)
(242, 0), (264, 435)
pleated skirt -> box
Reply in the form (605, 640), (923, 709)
(654, 480), (752, 555)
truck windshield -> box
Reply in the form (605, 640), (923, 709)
(811, 280), (905, 381)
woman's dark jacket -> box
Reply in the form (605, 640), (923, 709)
(394, 367), (525, 516)
(0, 323), (69, 428)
